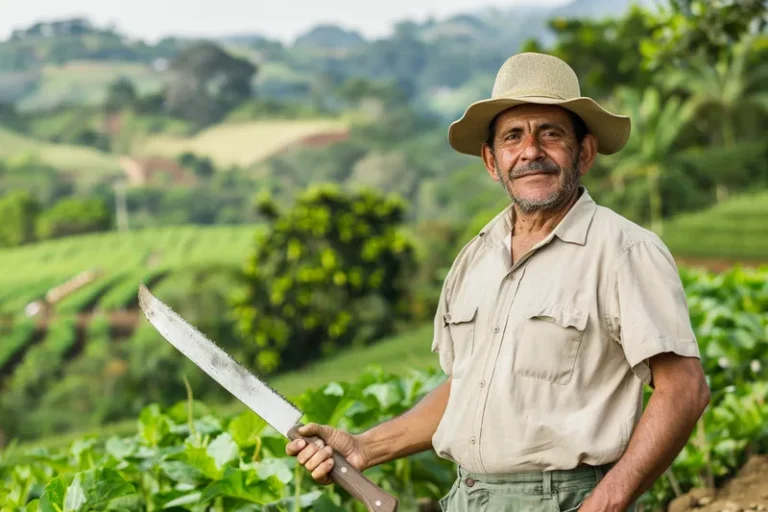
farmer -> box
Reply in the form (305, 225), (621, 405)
(286, 53), (710, 511)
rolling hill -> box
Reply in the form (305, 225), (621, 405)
(136, 118), (350, 168)
(662, 190), (768, 262)
(0, 126), (121, 179)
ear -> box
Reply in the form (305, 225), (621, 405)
(481, 144), (499, 181)
(577, 133), (598, 177)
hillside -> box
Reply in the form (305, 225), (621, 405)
(0, 224), (260, 319)
(15, 61), (165, 112)
(0, 126), (121, 179)
(662, 191), (768, 262)
(136, 118), (350, 168)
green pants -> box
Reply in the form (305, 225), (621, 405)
(438, 463), (634, 512)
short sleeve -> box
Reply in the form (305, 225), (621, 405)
(607, 239), (701, 385)
(431, 278), (455, 376)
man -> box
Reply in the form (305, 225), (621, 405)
(286, 52), (710, 511)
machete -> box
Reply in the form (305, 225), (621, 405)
(137, 283), (398, 512)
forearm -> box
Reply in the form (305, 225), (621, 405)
(588, 382), (709, 510)
(357, 378), (451, 469)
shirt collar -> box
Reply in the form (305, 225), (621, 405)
(478, 186), (597, 247)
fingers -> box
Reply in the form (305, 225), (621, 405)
(311, 458), (335, 484)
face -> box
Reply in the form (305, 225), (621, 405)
(481, 104), (596, 213)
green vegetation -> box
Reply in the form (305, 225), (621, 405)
(16, 61), (165, 112)
(1, 265), (766, 511)
(137, 118), (349, 168)
(0, 127), (121, 178)
(233, 184), (417, 373)
(0, 224), (260, 316)
(662, 191), (768, 260)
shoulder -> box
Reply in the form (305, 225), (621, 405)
(591, 204), (676, 268)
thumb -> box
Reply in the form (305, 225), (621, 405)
(298, 422), (334, 440)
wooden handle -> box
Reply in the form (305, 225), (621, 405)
(287, 424), (399, 512)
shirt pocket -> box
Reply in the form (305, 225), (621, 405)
(443, 303), (478, 379)
(512, 302), (588, 385)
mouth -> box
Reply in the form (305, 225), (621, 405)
(513, 169), (558, 179)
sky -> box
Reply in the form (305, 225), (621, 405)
(0, 0), (570, 43)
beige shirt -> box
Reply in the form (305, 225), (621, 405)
(430, 186), (701, 473)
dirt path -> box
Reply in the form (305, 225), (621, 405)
(668, 456), (768, 512)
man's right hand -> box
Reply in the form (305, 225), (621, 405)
(285, 423), (369, 485)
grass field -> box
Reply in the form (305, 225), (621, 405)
(0, 126), (121, 177)
(20, 323), (437, 451)
(15, 61), (165, 112)
(137, 118), (349, 168)
(0, 224), (261, 316)
(662, 190), (768, 261)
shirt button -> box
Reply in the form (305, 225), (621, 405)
(470, 437), (476, 444)
(509, 274), (515, 280)
(493, 326), (499, 333)
(465, 477), (475, 487)
(480, 380), (485, 387)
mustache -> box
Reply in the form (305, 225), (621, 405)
(507, 161), (561, 179)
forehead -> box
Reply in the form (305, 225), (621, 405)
(494, 104), (572, 129)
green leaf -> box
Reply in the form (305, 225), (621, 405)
(200, 469), (283, 504)
(39, 475), (70, 512)
(138, 405), (171, 447)
(228, 411), (267, 448)
(255, 458), (294, 484)
(162, 491), (202, 508)
(38, 469), (135, 512)
(206, 432), (239, 469)
(159, 461), (209, 486)
(363, 382), (404, 411)
(105, 437), (137, 461)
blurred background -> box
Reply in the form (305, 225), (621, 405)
(0, 0), (766, 510)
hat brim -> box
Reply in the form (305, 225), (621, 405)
(448, 96), (631, 156)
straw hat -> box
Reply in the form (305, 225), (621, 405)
(448, 52), (631, 156)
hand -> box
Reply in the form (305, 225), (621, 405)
(285, 423), (369, 485)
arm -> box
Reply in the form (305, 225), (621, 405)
(359, 377), (452, 467)
(287, 378), (451, 483)
(580, 353), (710, 511)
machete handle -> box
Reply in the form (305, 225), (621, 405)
(287, 424), (399, 512)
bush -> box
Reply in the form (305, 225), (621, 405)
(230, 184), (418, 374)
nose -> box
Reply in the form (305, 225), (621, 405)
(519, 133), (545, 163)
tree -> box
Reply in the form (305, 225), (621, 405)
(230, 184), (417, 374)
(164, 41), (257, 126)
(605, 87), (698, 235)
(35, 197), (113, 240)
(661, 35), (768, 201)
(642, 0), (768, 70)
(0, 191), (40, 247)
(104, 76), (137, 113)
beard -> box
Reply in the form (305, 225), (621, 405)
(495, 150), (581, 213)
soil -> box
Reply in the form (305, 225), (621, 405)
(668, 456), (768, 512)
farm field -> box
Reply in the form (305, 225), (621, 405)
(1, 264), (765, 511)
(662, 191), (768, 262)
(136, 118), (350, 168)
(0, 224), (261, 313)
(15, 61), (166, 112)
(0, 126), (121, 178)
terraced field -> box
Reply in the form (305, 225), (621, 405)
(0, 224), (261, 378)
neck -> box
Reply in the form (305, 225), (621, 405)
(512, 188), (580, 237)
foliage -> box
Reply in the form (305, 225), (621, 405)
(164, 41), (257, 127)
(0, 224), (260, 315)
(0, 367), (453, 512)
(231, 184), (418, 374)
(641, 0), (768, 70)
(35, 196), (113, 240)
(1, 262), (767, 511)
(662, 191), (768, 260)
(0, 191), (40, 248)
